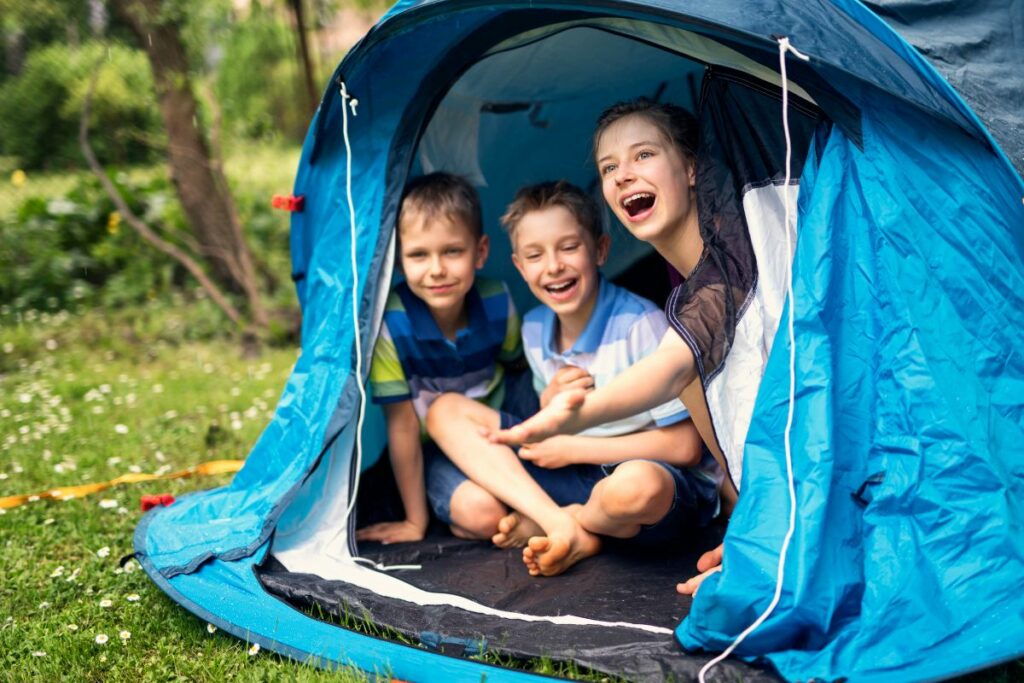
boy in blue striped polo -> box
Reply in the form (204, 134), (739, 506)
(357, 173), (527, 544)
(427, 181), (722, 577)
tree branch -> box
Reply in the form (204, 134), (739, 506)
(79, 69), (244, 327)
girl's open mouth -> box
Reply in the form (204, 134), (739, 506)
(621, 192), (656, 219)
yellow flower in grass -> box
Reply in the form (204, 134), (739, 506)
(11, 170), (26, 187)
(107, 211), (121, 234)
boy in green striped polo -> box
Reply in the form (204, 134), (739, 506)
(357, 173), (527, 544)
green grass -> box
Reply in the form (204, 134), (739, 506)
(0, 304), (369, 681)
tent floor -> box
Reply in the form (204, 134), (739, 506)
(257, 463), (778, 682)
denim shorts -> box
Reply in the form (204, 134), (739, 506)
(424, 411), (719, 544)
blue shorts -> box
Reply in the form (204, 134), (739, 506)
(424, 412), (719, 545)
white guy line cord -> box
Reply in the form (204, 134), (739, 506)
(353, 557), (423, 572)
(339, 81), (369, 526)
(698, 36), (809, 683)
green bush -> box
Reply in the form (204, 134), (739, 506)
(216, 13), (309, 142)
(0, 160), (296, 318)
(0, 42), (163, 170)
(0, 174), (182, 312)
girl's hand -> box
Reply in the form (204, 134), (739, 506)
(519, 436), (576, 469)
(356, 519), (427, 544)
(490, 388), (587, 445)
(540, 366), (595, 408)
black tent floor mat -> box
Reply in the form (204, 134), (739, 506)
(258, 527), (779, 682)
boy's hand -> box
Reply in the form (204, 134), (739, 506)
(356, 519), (427, 544)
(519, 435), (576, 469)
(490, 388), (587, 445)
(540, 366), (595, 408)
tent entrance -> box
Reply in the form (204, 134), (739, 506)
(262, 17), (821, 682)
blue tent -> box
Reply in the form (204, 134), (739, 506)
(136, 1), (1024, 680)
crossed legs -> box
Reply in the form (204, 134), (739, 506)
(428, 393), (683, 575)
(427, 393), (600, 576)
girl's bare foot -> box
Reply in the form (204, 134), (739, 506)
(492, 512), (542, 549)
(521, 506), (601, 576)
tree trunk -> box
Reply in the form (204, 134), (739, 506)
(288, 0), (320, 116)
(110, 0), (267, 329)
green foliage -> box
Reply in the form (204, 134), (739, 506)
(0, 174), (184, 313)
(0, 42), (163, 170)
(215, 12), (308, 142)
(0, 144), (299, 330)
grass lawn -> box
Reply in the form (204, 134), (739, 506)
(0, 303), (370, 681)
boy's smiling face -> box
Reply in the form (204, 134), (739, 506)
(512, 205), (609, 331)
(398, 209), (488, 332)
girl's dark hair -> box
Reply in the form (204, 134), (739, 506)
(593, 99), (699, 164)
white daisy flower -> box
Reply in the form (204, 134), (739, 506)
(114, 424), (129, 434)
(247, 643), (260, 656)
(31, 651), (46, 657)
(50, 566), (65, 578)
(95, 634), (109, 645)
(99, 499), (118, 509)
(206, 623), (218, 634)
(119, 630), (131, 641)
(126, 594), (140, 602)
(97, 546), (111, 558)
(99, 599), (113, 608)
(67, 623), (79, 631)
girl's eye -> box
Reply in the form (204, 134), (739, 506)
(601, 163), (617, 176)
(561, 243), (579, 252)
(637, 150), (654, 160)
(445, 248), (464, 256)
(405, 251), (426, 259)
(524, 252), (541, 261)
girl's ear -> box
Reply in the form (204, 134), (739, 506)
(595, 234), (611, 266)
(474, 234), (490, 269)
(687, 159), (697, 188)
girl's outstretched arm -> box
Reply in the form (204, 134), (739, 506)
(492, 331), (697, 445)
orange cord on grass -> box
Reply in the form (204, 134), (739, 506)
(0, 459), (244, 510)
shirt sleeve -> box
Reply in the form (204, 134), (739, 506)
(498, 285), (524, 364)
(629, 309), (690, 426)
(369, 320), (411, 404)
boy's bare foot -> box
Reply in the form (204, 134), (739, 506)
(676, 543), (724, 595)
(490, 389), (587, 446)
(522, 506), (601, 576)
(492, 512), (542, 548)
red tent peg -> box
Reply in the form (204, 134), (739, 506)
(271, 194), (305, 212)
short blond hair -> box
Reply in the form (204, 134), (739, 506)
(500, 180), (602, 247)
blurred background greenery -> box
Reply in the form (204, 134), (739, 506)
(0, 0), (387, 342)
